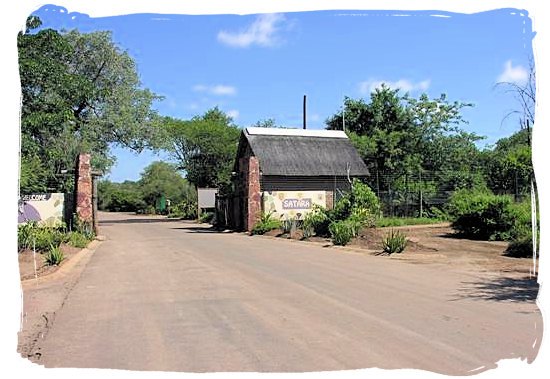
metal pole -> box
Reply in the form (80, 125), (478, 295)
(419, 170), (423, 218)
(303, 95), (306, 130)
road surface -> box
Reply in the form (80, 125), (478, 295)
(35, 212), (542, 374)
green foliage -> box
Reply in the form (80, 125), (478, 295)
(302, 206), (331, 237)
(447, 189), (526, 241)
(68, 231), (92, 248)
(139, 161), (195, 207)
(98, 180), (146, 212)
(18, 221), (38, 251)
(98, 162), (196, 214)
(44, 244), (64, 266)
(328, 221), (354, 246)
(169, 199), (197, 219)
(376, 217), (442, 227)
(382, 230), (408, 254)
(29, 226), (67, 252)
(18, 19), (162, 193)
(162, 108), (240, 193)
(282, 218), (298, 234)
(481, 129), (533, 195)
(251, 213), (282, 235)
(326, 88), (486, 216)
(199, 212), (215, 224)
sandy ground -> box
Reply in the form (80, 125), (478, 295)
(18, 212), (541, 375)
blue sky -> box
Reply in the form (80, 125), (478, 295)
(31, 5), (534, 182)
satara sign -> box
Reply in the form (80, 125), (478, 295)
(263, 191), (326, 220)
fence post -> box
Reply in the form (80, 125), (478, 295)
(419, 169), (423, 218)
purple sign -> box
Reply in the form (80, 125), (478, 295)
(282, 198), (312, 210)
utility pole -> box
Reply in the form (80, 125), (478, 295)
(303, 95), (306, 130)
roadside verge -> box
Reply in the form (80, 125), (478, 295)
(17, 236), (105, 362)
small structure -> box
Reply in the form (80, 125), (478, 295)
(220, 127), (369, 231)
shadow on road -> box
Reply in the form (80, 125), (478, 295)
(170, 226), (238, 234)
(99, 217), (186, 225)
(453, 276), (539, 302)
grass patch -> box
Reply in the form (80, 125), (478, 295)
(377, 217), (443, 227)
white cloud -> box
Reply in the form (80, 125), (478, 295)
(358, 78), (430, 94)
(227, 110), (239, 119)
(497, 60), (528, 84)
(217, 13), (286, 48)
(192, 84), (237, 96)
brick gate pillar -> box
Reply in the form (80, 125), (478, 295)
(75, 153), (93, 230)
(246, 156), (261, 232)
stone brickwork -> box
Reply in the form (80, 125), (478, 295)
(76, 153), (93, 229)
(246, 156), (261, 231)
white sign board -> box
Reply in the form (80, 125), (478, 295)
(197, 188), (218, 208)
(263, 191), (326, 220)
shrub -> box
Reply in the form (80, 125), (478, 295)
(68, 231), (91, 248)
(44, 244), (64, 266)
(302, 223), (314, 239)
(251, 212), (282, 235)
(282, 218), (297, 234)
(447, 190), (516, 241)
(505, 239), (537, 258)
(29, 226), (67, 252)
(18, 221), (37, 251)
(329, 221), (354, 246)
(199, 211), (215, 224)
(170, 200), (197, 219)
(382, 229), (408, 254)
(303, 206), (331, 237)
(351, 178), (381, 217)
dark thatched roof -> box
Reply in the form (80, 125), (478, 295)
(240, 127), (369, 177)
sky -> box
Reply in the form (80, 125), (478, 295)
(29, 5), (535, 183)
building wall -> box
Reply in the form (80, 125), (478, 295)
(235, 143), (262, 231)
(232, 144), (359, 231)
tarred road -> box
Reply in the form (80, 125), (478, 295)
(36, 212), (542, 374)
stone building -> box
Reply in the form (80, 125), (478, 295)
(217, 127), (369, 231)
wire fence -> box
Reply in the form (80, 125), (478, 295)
(367, 169), (529, 218)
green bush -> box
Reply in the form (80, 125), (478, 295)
(199, 211), (215, 224)
(505, 239), (537, 258)
(303, 205), (331, 237)
(18, 221), (38, 251)
(68, 231), (92, 248)
(251, 212), (282, 235)
(350, 178), (381, 217)
(169, 199), (197, 219)
(329, 221), (354, 246)
(19, 224), (68, 252)
(382, 229), (408, 254)
(447, 190), (516, 241)
(376, 217), (442, 227)
(44, 244), (64, 266)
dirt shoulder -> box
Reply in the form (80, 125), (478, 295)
(262, 223), (537, 279)
(17, 237), (104, 360)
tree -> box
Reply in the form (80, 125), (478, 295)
(163, 107), (241, 192)
(481, 129), (532, 196)
(326, 86), (478, 215)
(138, 161), (195, 206)
(496, 57), (535, 144)
(18, 17), (162, 193)
(252, 118), (277, 128)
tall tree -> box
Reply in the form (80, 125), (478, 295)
(18, 17), (162, 193)
(496, 57), (536, 144)
(139, 161), (195, 206)
(163, 107), (241, 192)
